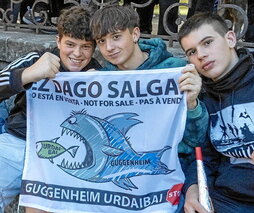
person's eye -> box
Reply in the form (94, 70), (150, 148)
(66, 43), (74, 47)
(97, 39), (104, 44)
(83, 45), (92, 50)
(187, 49), (196, 57)
(204, 39), (213, 46)
(113, 35), (120, 40)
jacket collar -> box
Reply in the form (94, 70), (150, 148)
(202, 48), (254, 97)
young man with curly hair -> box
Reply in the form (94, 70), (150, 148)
(0, 5), (101, 213)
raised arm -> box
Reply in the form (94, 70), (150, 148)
(178, 64), (209, 149)
(22, 52), (60, 85)
(0, 51), (60, 102)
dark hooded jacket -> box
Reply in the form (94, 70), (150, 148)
(184, 48), (254, 203)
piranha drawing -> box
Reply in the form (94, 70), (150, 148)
(36, 137), (79, 163)
(52, 110), (174, 190)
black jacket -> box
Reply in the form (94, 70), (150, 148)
(0, 47), (101, 139)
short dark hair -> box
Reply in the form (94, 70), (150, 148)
(57, 5), (93, 42)
(178, 12), (229, 44)
(90, 5), (140, 40)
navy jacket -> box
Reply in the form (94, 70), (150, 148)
(184, 48), (254, 203)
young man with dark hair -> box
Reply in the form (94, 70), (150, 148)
(178, 12), (254, 213)
(90, 5), (209, 212)
(0, 5), (101, 213)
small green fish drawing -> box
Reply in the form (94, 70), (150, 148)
(36, 137), (79, 163)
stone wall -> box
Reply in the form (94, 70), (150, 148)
(0, 29), (56, 69)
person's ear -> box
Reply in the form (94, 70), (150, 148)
(225, 31), (237, 48)
(56, 35), (61, 49)
(132, 27), (140, 43)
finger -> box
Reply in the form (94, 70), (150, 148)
(47, 72), (57, 79)
(49, 66), (60, 76)
(179, 84), (200, 92)
(182, 64), (196, 74)
(38, 55), (59, 72)
(179, 75), (195, 86)
(50, 53), (61, 62)
(87, 69), (99, 72)
(179, 71), (201, 85)
(178, 72), (192, 84)
(45, 57), (60, 74)
(50, 56), (61, 69)
(44, 52), (60, 62)
(42, 53), (60, 69)
(184, 206), (196, 213)
(51, 54), (61, 64)
(192, 201), (211, 213)
(179, 76), (201, 90)
(195, 205), (210, 213)
(186, 202), (210, 213)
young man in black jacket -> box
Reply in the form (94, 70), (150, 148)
(0, 5), (101, 213)
(178, 12), (254, 213)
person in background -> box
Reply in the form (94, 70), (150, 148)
(245, 0), (254, 42)
(187, 0), (215, 18)
(124, 0), (158, 34)
(158, 0), (179, 35)
(123, 0), (179, 35)
(123, 0), (216, 35)
(178, 12), (254, 213)
(157, 0), (216, 35)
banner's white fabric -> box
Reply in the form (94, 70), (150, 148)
(20, 68), (187, 213)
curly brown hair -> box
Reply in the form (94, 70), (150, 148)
(57, 5), (94, 43)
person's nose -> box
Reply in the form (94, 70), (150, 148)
(105, 39), (114, 51)
(73, 46), (82, 57)
(197, 48), (208, 60)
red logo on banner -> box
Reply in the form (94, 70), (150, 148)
(166, 183), (184, 205)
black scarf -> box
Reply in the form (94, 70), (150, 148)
(201, 48), (254, 99)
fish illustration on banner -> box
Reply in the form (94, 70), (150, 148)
(36, 110), (174, 190)
(36, 137), (79, 163)
(21, 69), (187, 213)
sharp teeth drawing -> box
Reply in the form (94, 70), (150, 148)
(36, 109), (174, 190)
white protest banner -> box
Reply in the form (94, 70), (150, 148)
(20, 68), (186, 213)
